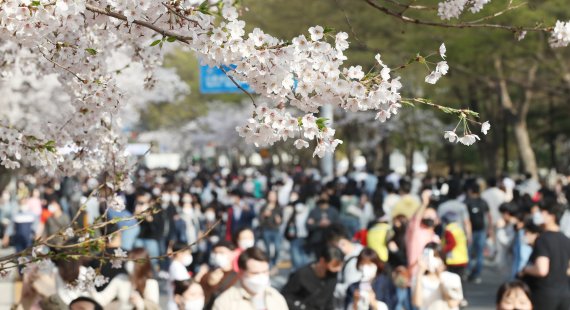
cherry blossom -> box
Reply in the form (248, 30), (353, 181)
(550, 20), (570, 48)
(437, 0), (490, 20)
(481, 121), (491, 135)
(444, 131), (458, 143)
(458, 134), (480, 146)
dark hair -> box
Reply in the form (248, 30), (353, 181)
(129, 248), (152, 296)
(446, 179), (462, 199)
(357, 247), (385, 275)
(317, 246), (345, 263)
(69, 296), (103, 310)
(467, 182), (480, 194)
(499, 203), (517, 216)
(237, 247), (269, 271)
(232, 227), (254, 246)
(487, 177), (497, 188)
(53, 257), (82, 284)
(172, 242), (190, 254)
(496, 280), (531, 305)
(229, 189), (243, 198)
(173, 279), (201, 296)
(424, 242), (442, 259)
(399, 179), (412, 194)
(324, 223), (350, 244)
(213, 240), (236, 251)
(539, 197), (567, 224)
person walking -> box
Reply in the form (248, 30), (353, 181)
(519, 199), (570, 310)
(464, 183), (491, 283)
(259, 191), (282, 268)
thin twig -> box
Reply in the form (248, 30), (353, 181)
(218, 66), (257, 107)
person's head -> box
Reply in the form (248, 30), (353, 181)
(172, 243), (193, 267)
(538, 197), (566, 227)
(103, 223), (121, 248)
(316, 199), (329, 210)
(203, 206), (216, 222)
(446, 179), (462, 199)
(125, 248), (152, 295)
(499, 203), (516, 222)
(399, 179), (411, 195)
(170, 191), (180, 205)
(237, 247), (271, 295)
(211, 240), (236, 271)
(182, 192), (193, 205)
(324, 224), (353, 255)
(53, 256), (82, 284)
(420, 207), (438, 229)
(467, 182), (481, 197)
(173, 280), (205, 310)
(47, 197), (62, 216)
(523, 221), (543, 246)
(393, 214), (408, 233)
(234, 227), (255, 250)
(135, 192), (151, 213)
(267, 190), (278, 204)
(357, 247), (385, 282)
(229, 189), (243, 205)
(316, 246), (344, 276)
(69, 297), (103, 310)
(385, 182), (396, 194)
(496, 280), (532, 310)
(487, 177), (498, 188)
(421, 242), (444, 274)
(442, 212), (459, 226)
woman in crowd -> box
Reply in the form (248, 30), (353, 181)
(496, 280), (532, 310)
(411, 242), (463, 310)
(345, 247), (396, 310)
(173, 280), (206, 310)
(94, 248), (160, 309)
(231, 227), (255, 271)
(259, 190), (282, 268)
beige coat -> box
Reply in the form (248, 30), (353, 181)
(212, 282), (288, 310)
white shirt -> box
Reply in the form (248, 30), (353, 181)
(413, 271), (462, 310)
(481, 187), (506, 224)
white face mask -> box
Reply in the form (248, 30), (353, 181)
(48, 204), (57, 213)
(295, 204), (305, 213)
(238, 239), (255, 250)
(152, 188), (161, 196)
(161, 194), (171, 206)
(361, 264), (378, 282)
(185, 298), (205, 310)
(242, 273), (270, 294)
(125, 261), (134, 275)
(532, 211), (544, 225)
(183, 196), (193, 204)
(212, 253), (230, 269)
(427, 257), (442, 273)
(205, 211), (216, 222)
(181, 254), (193, 267)
(171, 194), (180, 204)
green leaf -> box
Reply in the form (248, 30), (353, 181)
(297, 117), (303, 127)
(323, 26), (335, 34)
(31, 1), (41, 6)
(150, 39), (162, 47)
(198, 1), (211, 15)
(166, 36), (177, 42)
(85, 48), (97, 56)
(316, 117), (328, 131)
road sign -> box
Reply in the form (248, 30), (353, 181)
(199, 65), (252, 94)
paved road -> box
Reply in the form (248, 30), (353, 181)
(0, 245), (498, 309)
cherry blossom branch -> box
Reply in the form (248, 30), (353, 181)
(218, 66), (257, 107)
(84, 4), (193, 43)
(362, 0), (550, 33)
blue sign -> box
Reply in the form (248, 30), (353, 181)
(199, 65), (252, 94)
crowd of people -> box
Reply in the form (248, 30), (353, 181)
(1, 166), (570, 310)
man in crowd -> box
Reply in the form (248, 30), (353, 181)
(437, 180), (472, 244)
(213, 247), (288, 310)
(465, 183), (491, 283)
(282, 246), (344, 310)
(520, 198), (570, 310)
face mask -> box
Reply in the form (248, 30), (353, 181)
(152, 188), (161, 196)
(421, 218), (435, 228)
(205, 211), (216, 222)
(125, 261), (134, 275)
(183, 196), (192, 204)
(171, 194), (180, 204)
(212, 254), (230, 269)
(532, 211), (544, 225)
(221, 213), (228, 222)
(161, 194), (171, 205)
(185, 299), (205, 310)
(361, 264), (378, 281)
(238, 239), (255, 250)
(48, 204), (57, 213)
(295, 204), (305, 213)
(242, 274), (270, 294)
(427, 257), (442, 273)
(181, 254), (193, 267)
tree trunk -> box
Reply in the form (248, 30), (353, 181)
(513, 120), (538, 179)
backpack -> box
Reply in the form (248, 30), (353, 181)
(466, 198), (487, 231)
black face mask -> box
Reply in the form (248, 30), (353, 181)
(421, 218), (435, 227)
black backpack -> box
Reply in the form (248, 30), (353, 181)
(466, 198), (488, 231)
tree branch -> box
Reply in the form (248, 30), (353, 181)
(362, 0), (549, 33)
(494, 57), (517, 115)
(84, 4), (193, 43)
